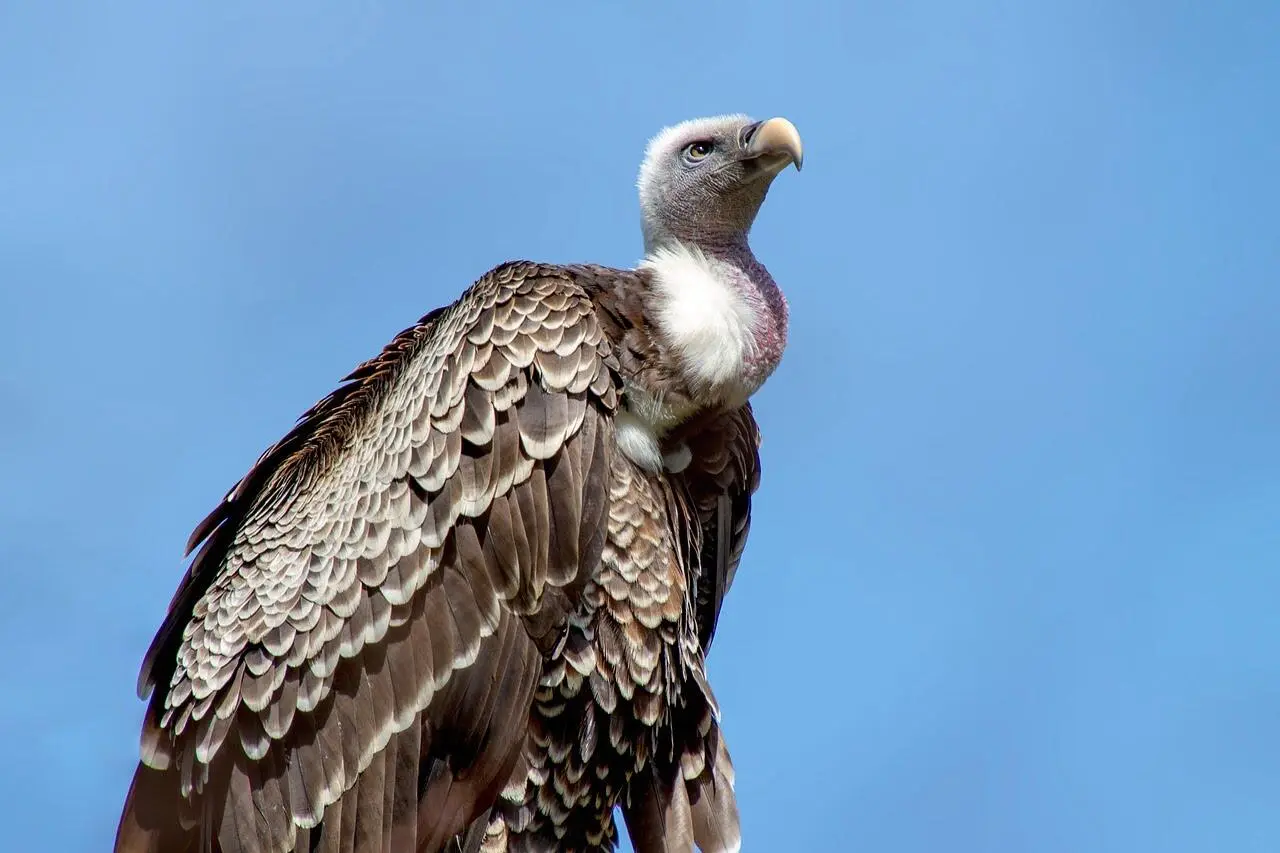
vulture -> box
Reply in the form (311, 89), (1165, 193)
(116, 113), (803, 853)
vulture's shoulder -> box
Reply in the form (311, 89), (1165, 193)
(127, 260), (627, 847)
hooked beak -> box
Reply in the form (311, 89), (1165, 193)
(740, 117), (804, 173)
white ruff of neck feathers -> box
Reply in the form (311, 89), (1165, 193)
(613, 241), (761, 476)
(640, 241), (760, 398)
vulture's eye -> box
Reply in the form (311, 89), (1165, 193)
(683, 140), (714, 163)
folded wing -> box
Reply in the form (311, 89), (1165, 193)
(681, 405), (762, 654)
(116, 262), (621, 853)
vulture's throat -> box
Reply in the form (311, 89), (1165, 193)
(644, 240), (788, 405)
(612, 240), (786, 475)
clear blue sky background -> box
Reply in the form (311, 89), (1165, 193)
(1, 3), (1277, 851)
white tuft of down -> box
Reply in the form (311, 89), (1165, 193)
(641, 242), (758, 394)
(614, 409), (665, 473)
(662, 442), (693, 474)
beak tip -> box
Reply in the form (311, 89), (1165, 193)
(747, 116), (804, 174)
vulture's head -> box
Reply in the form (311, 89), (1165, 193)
(638, 114), (803, 253)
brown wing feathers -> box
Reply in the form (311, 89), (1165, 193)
(678, 406), (762, 653)
(117, 263), (621, 853)
(614, 407), (759, 853)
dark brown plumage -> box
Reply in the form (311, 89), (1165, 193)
(117, 113), (801, 853)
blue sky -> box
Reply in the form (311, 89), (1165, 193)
(1, 2), (1277, 851)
